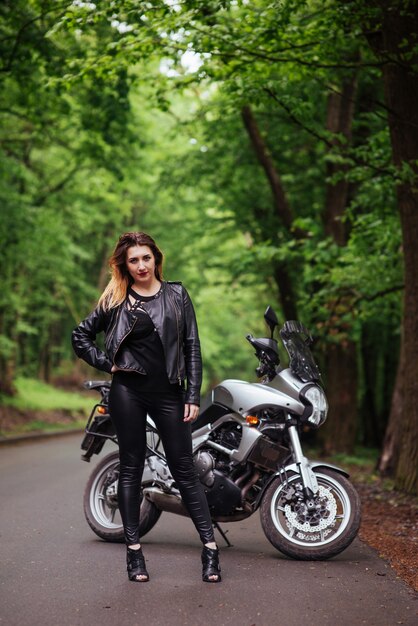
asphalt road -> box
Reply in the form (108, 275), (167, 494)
(0, 435), (416, 626)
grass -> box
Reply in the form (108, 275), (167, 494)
(0, 377), (95, 437)
(313, 446), (398, 490)
(0, 377), (93, 412)
(302, 444), (391, 487)
(325, 446), (380, 467)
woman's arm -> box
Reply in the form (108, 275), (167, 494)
(71, 306), (113, 374)
(182, 287), (202, 405)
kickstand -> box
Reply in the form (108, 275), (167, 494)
(213, 521), (233, 547)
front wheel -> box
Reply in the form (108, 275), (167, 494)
(260, 468), (361, 560)
(83, 451), (162, 542)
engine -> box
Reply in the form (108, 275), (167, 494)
(194, 451), (242, 516)
(194, 422), (242, 480)
(193, 423), (244, 516)
(212, 422), (242, 449)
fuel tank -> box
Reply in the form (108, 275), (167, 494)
(212, 378), (305, 415)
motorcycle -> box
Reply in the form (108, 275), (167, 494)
(80, 306), (361, 560)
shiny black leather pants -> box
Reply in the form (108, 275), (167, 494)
(108, 378), (215, 546)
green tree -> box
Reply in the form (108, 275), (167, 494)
(2, 0), (414, 494)
(0, 0), (142, 389)
(360, 0), (418, 493)
(131, 0), (401, 455)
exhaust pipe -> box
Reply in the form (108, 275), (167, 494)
(143, 487), (189, 517)
(143, 486), (253, 522)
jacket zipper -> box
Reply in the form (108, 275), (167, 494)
(105, 305), (122, 351)
(167, 290), (182, 384)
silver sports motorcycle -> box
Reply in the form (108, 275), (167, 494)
(81, 307), (361, 560)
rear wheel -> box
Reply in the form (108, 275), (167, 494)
(83, 451), (162, 542)
(260, 468), (361, 560)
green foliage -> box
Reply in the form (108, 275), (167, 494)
(0, 0), (407, 458)
(325, 446), (380, 467)
(0, 377), (92, 412)
(0, 0), (150, 381)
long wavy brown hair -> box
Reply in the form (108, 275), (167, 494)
(98, 232), (164, 310)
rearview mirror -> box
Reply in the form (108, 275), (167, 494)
(264, 306), (279, 338)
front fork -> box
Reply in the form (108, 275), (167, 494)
(287, 422), (319, 499)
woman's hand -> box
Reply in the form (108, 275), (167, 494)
(183, 403), (199, 423)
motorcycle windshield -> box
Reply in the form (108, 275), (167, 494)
(280, 321), (321, 383)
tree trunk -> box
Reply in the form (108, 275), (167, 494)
(0, 312), (17, 395)
(241, 104), (298, 319)
(272, 262), (298, 321)
(0, 359), (16, 396)
(320, 341), (358, 455)
(360, 327), (379, 448)
(321, 74), (359, 454)
(242, 105), (294, 230)
(323, 75), (358, 245)
(378, 340), (404, 475)
(360, 320), (398, 448)
(242, 94), (360, 453)
(366, 1), (418, 493)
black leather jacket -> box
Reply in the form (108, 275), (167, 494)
(71, 281), (202, 405)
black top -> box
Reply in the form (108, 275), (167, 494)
(113, 287), (182, 393)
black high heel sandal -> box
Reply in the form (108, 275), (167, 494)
(201, 546), (221, 583)
(127, 546), (149, 582)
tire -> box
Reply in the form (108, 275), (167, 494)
(260, 467), (361, 560)
(83, 451), (162, 542)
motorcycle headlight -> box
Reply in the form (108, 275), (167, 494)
(301, 385), (328, 427)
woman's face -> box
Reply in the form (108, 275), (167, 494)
(125, 245), (157, 285)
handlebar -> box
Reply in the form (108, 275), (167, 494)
(83, 380), (111, 391)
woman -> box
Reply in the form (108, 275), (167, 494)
(72, 232), (221, 583)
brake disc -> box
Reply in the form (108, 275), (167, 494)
(284, 485), (337, 532)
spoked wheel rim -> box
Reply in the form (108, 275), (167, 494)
(89, 457), (123, 531)
(270, 472), (352, 547)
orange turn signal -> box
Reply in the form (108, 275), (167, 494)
(97, 405), (107, 415)
(246, 415), (259, 426)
